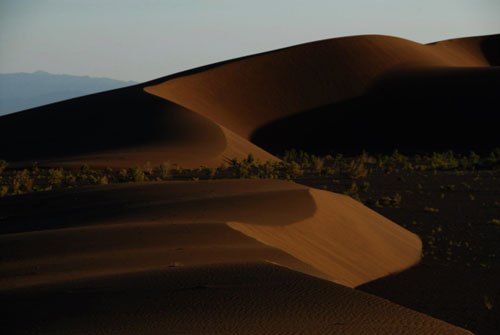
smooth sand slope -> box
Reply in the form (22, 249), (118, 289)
(1, 180), (471, 334)
(145, 34), (498, 138)
(1, 34), (498, 167)
(0, 180), (420, 289)
(0, 85), (275, 169)
(2, 264), (470, 335)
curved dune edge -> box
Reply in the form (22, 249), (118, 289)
(1, 180), (419, 290)
(0, 84), (275, 169)
(32, 121), (277, 169)
(228, 189), (421, 287)
(1, 181), (468, 333)
(1, 34), (496, 168)
(144, 34), (496, 140)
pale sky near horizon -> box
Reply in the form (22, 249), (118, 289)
(1, 0), (499, 82)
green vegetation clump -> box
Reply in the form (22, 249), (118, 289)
(424, 206), (440, 213)
(129, 167), (145, 182)
(0, 148), (499, 198)
(0, 160), (7, 175)
(378, 193), (402, 207)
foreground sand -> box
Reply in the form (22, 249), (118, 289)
(1, 180), (420, 288)
(2, 263), (470, 335)
(0, 180), (470, 333)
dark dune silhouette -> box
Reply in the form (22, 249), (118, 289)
(252, 67), (500, 155)
(0, 84), (274, 168)
(0, 34), (498, 168)
(146, 34), (499, 155)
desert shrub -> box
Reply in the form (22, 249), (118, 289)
(459, 152), (480, 170)
(311, 155), (324, 175)
(424, 206), (440, 213)
(0, 160), (8, 175)
(118, 169), (129, 182)
(361, 181), (370, 192)
(440, 184), (456, 192)
(129, 167), (146, 182)
(228, 154), (261, 179)
(155, 162), (171, 180)
(12, 169), (33, 194)
(47, 168), (65, 186)
(143, 161), (153, 175)
(80, 164), (91, 174)
(65, 173), (77, 186)
(324, 167), (335, 176)
(390, 150), (408, 164)
(429, 151), (458, 170)
(485, 148), (500, 169)
(287, 161), (303, 178)
(229, 159), (248, 178)
(344, 181), (361, 201)
(283, 150), (312, 169)
(0, 185), (8, 197)
(489, 219), (500, 225)
(346, 157), (368, 179)
(98, 175), (109, 185)
(379, 193), (402, 207)
(204, 167), (217, 179)
(257, 161), (279, 179)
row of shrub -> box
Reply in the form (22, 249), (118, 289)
(0, 148), (499, 198)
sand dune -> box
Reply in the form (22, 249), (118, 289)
(0, 180), (469, 334)
(145, 34), (498, 140)
(0, 85), (275, 168)
(0, 180), (420, 289)
(1, 34), (498, 166)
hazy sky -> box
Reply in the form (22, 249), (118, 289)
(1, 0), (499, 82)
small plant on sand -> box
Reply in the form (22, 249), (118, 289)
(118, 169), (129, 182)
(0, 185), (8, 197)
(143, 161), (153, 175)
(47, 168), (65, 187)
(98, 175), (109, 185)
(129, 167), (146, 182)
(361, 181), (370, 192)
(286, 161), (303, 178)
(257, 161), (279, 179)
(0, 160), (7, 175)
(424, 206), (440, 213)
(311, 155), (324, 175)
(346, 157), (368, 180)
(344, 181), (361, 201)
(379, 193), (402, 207)
(11, 169), (33, 194)
(429, 151), (459, 170)
(155, 162), (171, 180)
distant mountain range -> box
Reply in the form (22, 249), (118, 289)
(0, 71), (136, 115)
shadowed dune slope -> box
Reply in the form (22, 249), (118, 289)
(2, 264), (471, 335)
(145, 35), (497, 137)
(0, 85), (275, 168)
(0, 34), (497, 166)
(253, 66), (500, 154)
(0, 180), (420, 289)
